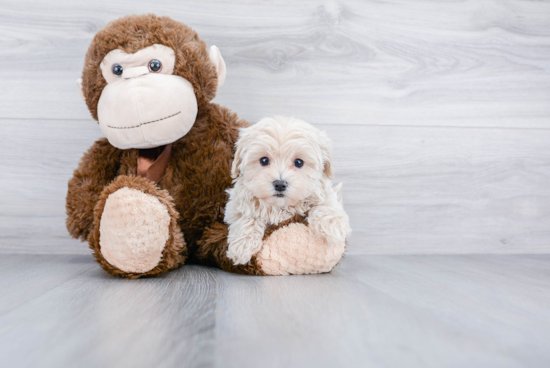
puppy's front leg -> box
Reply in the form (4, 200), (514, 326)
(227, 217), (266, 265)
(308, 190), (351, 246)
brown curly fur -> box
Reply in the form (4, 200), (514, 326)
(262, 213), (309, 240)
(67, 14), (309, 278)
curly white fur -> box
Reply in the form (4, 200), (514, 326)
(225, 116), (351, 265)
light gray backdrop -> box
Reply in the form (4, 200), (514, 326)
(1, 0), (549, 255)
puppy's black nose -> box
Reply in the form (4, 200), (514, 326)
(273, 180), (288, 192)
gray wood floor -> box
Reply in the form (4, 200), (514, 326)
(1, 254), (549, 368)
(1, 0), (550, 255)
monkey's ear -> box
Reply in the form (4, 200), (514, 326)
(76, 78), (86, 102)
(208, 45), (227, 88)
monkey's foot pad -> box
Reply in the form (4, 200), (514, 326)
(256, 223), (345, 275)
(99, 187), (171, 273)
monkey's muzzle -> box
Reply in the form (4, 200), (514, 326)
(97, 71), (198, 150)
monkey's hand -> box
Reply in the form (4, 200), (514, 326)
(227, 217), (266, 265)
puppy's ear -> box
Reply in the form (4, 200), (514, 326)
(318, 130), (334, 179)
(231, 144), (243, 179)
(323, 153), (335, 179)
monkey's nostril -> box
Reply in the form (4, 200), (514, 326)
(273, 180), (288, 192)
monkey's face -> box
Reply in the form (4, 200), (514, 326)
(79, 42), (225, 149)
(78, 15), (226, 149)
(90, 44), (195, 149)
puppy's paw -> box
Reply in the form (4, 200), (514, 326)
(308, 207), (351, 246)
(227, 236), (264, 265)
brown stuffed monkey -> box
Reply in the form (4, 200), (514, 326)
(66, 14), (345, 278)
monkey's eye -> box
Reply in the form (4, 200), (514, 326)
(294, 159), (304, 168)
(148, 59), (162, 73)
(260, 157), (270, 166)
(112, 64), (123, 76)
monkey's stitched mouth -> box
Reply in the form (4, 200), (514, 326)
(106, 111), (181, 129)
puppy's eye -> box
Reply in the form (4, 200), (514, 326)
(294, 159), (304, 168)
(112, 64), (123, 76)
(260, 157), (270, 166)
(148, 59), (162, 73)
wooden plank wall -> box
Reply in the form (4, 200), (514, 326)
(1, 0), (549, 254)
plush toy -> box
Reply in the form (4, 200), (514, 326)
(66, 14), (347, 278)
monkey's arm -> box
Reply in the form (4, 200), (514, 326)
(66, 138), (122, 241)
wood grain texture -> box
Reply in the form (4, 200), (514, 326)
(2, 119), (550, 254)
(0, 254), (94, 315)
(1, 0), (549, 255)
(1, 254), (549, 368)
(0, 255), (218, 368)
(0, 0), (549, 127)
(328, 124), (550, 254)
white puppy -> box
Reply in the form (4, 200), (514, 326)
(225, 116), (351, 265)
